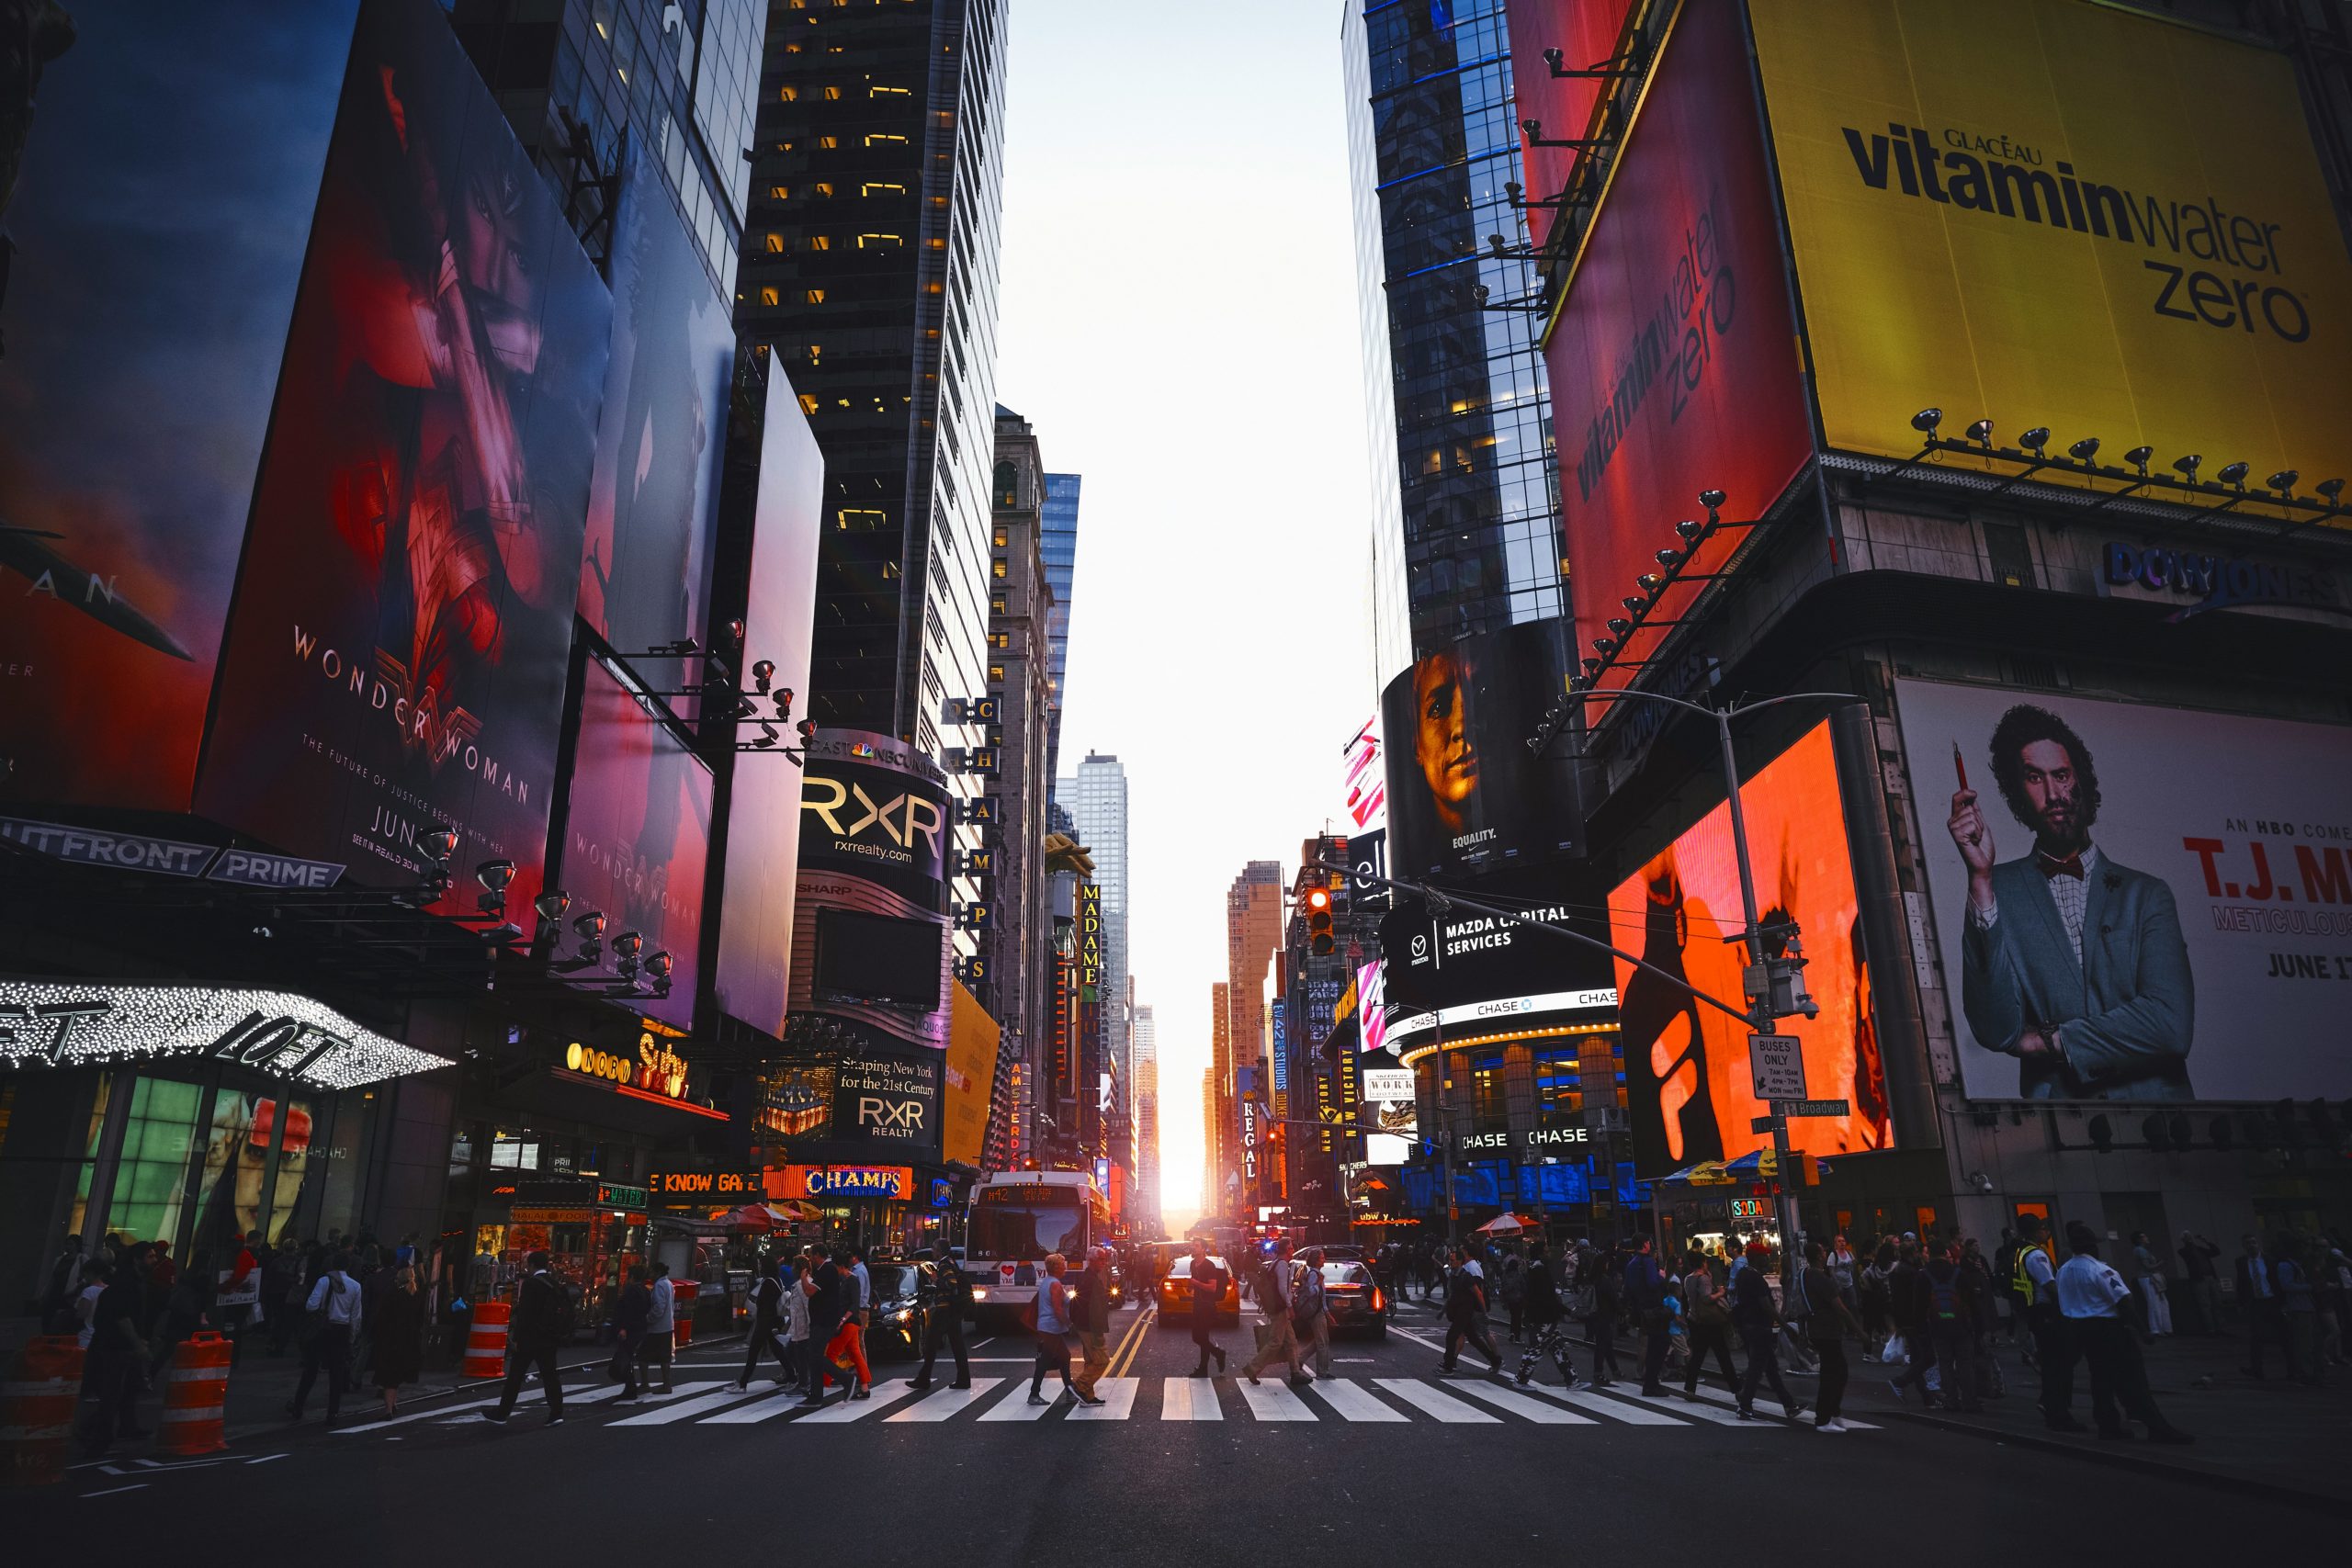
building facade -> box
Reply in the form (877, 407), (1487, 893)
(1220, 861), (1286, 1219)
(1040, 472), (1083, 782)
(1062, 754), (1132, 1100)
(1133, 1001), (1160, 1236)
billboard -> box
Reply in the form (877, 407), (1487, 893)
(556, 658), (713, 1030)
(786, 731), (952, 1049)
(1341, 715), (1386, 832)
(1362, 1061), (1417, 1166)
(1751, 0), (2352, 500)
(0, 1), (358, 811)
(1505, 0), (1638, 251)
(1895, 681), (2352, 1102)
(577, 150), (736, 688)
(711, 367), (825, 1037)
(1607, 720), (1894, 1171)
(944, 981), (1001, 1169)
(1543, 0), (1812, 706)
(194, 0), (610, 922)
(1380, 619), (1584, 880)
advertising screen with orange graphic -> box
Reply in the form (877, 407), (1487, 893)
(1607, 721), (1894, 1173)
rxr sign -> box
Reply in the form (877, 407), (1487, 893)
(801, 776), (944, 859)
(858, 1096), (925, 1132)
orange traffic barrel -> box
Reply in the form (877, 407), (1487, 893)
(464, 1300), (511, 1380)
(4, 1336), (85, 1485)
(157, 1330), (231, 1456)
(671, 1280), (697, 1347)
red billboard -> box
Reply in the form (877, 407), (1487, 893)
(557, 658), (713, 1031)
(1542, 0), (1810, 708)
(1505, 0), (1636, 252)
(0, 2), (357, 812)
(194, 0), (610, 919)
(710, 367), (826, 1037)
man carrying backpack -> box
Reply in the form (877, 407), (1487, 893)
(1439, 1243), (1505, 1381)
(1241, 1238), (1311, 1387)
(1907, 1242), (1983, 1411)
(1295, 1247), (1332, 1378)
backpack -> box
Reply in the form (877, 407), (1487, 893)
(1928, 1267), (1962, 1322)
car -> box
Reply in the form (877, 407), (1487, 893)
(1154, 1254), (1241, 1327)
(1320, 1258), (1389, 1339)
(863, 1259), (934, 1359)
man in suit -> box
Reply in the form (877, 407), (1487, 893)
(1948, 704), (2194, 1099)
(2236, 1233), (2291, 1379)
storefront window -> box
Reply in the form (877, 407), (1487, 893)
(1532, 1046), (1580, 1124)
(1470, 1054), (1506, 1133)
(72, 1077), (205, 1247)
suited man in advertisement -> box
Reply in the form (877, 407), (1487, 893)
(1947, 705), (2194, 1100)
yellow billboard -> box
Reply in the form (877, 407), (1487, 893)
(944, 980), (1002, 1169)
(1750, 0), (2352, 506)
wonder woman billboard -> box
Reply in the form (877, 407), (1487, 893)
(195, 0), (610, 919)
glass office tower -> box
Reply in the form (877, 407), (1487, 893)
(1040, 471), (1081, 784)
(1343, 0), (1563, 665)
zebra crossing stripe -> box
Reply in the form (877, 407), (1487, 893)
(609, 1385), (764, 1426)
(978, 1385), (1063, 1421)
(1158, 1377), (1221, 1420)
(1517, 1383), (1690, 1425)
(885, 1379), (1004, 1422)
(1066, 1378), (1139, 1421)
(1235, 1379), (1316, 1421)
(1374, 1378), (1498, 1423)
(1306, 1378), (1408, 1422)
(797, 1378), (921, 1424)
(1610, 1387), (1762, 1426)
(698, 1386), (809, 1425)
(1447, 1380), (1599, 1425)
(1676, 1381), (1881, 1428)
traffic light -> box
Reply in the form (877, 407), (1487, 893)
(1306, 884), (1335, 956)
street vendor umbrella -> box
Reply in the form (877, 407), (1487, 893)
(1724, 1149), (1779, 1181)
(718, 1202), (786, 1231)
(1659, 1159), (1735, 1188)
(1475, 1213), (1526, 1235)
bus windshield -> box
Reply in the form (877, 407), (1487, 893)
(967, 1197), (1089, 1261)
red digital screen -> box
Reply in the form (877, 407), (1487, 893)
(1506, 0), (1637, 253)
(194, 0), (610, 916)
(1543, 0), (1811, 711)
(558, 659), (712, 1030)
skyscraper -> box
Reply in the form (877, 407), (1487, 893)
(736, 0), (1010, 767)
(1342, 0), (1563, 665)
(1063, 753), (1130, 1097)
(1132, 1001), (1159, 1234)
(1224, 861), (1284, 1216)
(1040, 472), (1081, 783)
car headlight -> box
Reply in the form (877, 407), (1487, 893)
(890, 1308), (913, 1322)
(970, 1286), (990, 1301)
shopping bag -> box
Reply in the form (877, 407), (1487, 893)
(1881, 1332), (1906, 1363)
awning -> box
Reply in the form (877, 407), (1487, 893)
(1657, 1160), (1736, 1188)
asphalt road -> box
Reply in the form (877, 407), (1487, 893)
(15, 1295), (2345, 1558)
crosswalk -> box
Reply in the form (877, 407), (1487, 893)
(330, 1373), (1879, 1435)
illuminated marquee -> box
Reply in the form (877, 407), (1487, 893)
(773, 1164), (915, 1201)
(0, 978), (448, 1089)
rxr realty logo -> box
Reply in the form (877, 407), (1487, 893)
(858, 1096), (925, 1134)
(802, 776), (944, 858)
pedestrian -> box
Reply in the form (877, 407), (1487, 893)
(1296, 1246), (1333, 1377)
(639, 1261), (676, 1394)
(2238, 1233), (2290, 1379)
(820, 1244), (875, 1399)
(1917, 1243), (1983, 1412)
(2274, 1235), (2321, 1386)
(1887, 1241), (1936, 1405)
(1731, 1241), (1802, 1421)
(1500, 1246), (1527, 1343)
(1182, 1238), (1228, 1377)
(2317, 1238), (2350, 1370)
(1027, 1252), (1080, 1405)
(264, 1239), (302, 1355)
(79, 1259), (149, 1454)
(2130, 1232), (2172, 1338)
(910, 1247), (973, 1391)
(1859, 1239), (1896, 1361)
(1242, 1238), (1313, 1386)
(217, 1233), (258, 1366)
(1797, 1241), (1863, 1431)
(798, 1247), (850, 1408)
(610, 1265), (652, 1402)
(148, 1247), (214, 1381)
(2009, 1213), (2073, 1428)
(1959, 1238), (2005, 1404)
(1436, 1242), (1504, 1382)
(729, 1255), (790, 1392)
(481, 1250), (567, 1426)
(1679, 1247), (1739, 1396)
(73, 1257), (108, 1352)
(1515, 1245), (1576, 1388)
(2177, 1232), (2223, 1337)
(2056, 1224), (2191, 1443)
(370, 1264), (425, 1419)
(1626, 1236), (1671, 1396)
(286, 1250), (361, 1425)
(40, 1233), (83, 1335)
(1583, 1241), (1623, 1386)
(1069, 1247), (1114, 1404)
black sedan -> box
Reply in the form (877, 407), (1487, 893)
(1320, 1258), (1390, 1339)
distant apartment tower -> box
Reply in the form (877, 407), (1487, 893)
(1062, 753), (1130, 1099)
(1342, 0), (1563, 664)
(1209, 982), (1233, 1216)
(1040, 473), (1081, 783)
(1132, 1001), (1159, 1233)
(736, 0), (1010, 764)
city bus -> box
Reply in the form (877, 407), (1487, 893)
(963, 1169), (1109, 1325)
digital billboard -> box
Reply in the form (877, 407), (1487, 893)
(710, 365), (824, 1037)
(944, 981), (1001, 1169)
(1380, 619), (1584, 880)
(194, 0), (610, 922)
(1505, 0), (1638, 251)
(1750, 0), (2352, 502)
(556, 658), (713, 1030)
(577, 150), (736, 688)
(1542, 0), (1812, 708)
(786, 731), (952, 1049)
(1607, 721), (1894, 1172)
(0, 0), (358, 812)
(1895, 681), (2352, 1102)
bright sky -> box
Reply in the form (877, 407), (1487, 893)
(994, 0), (1376, 1232)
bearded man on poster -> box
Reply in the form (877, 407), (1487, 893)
(1947, 704), (2195, 1100)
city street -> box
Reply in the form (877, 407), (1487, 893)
(16, 1298), (2346, 1551)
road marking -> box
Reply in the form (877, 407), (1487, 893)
(697, 1387), (810, 1425)
(1110, 1308), (1157, 1377)
(1518, 1383), (1690, 1425)
(1306, 1378), (1408, 1422)
(510, 1381), (722, 1426)
(978, 1385), (1065, 1421)
(1609, 1386), (1760, 1426)
(797, 1377), (921, 1423)
(1159, 1377), (1222, 1420)
(1447, 1380), (1598, 1424)
(1066, 1377), (1139, 1420)
(83, 1484), (148, 1498)
(341, 1382), (632, 1433)
(886, 1378), (1004, 1422)
(609, 1386), (767, 1426)
(1676, 1381), (1878, 1428)
(1374, 1378), (1499, 1423)
(1235, 1379), (1317, 1421)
